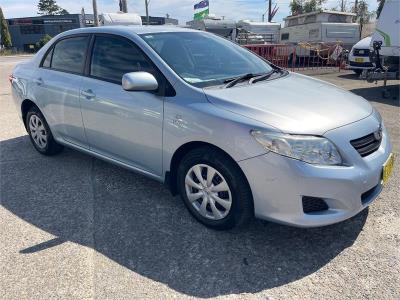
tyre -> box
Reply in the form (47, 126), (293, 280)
(26, 106), (63, 155)
(177, 146), (253, 230)
(353, 69), (363, 75)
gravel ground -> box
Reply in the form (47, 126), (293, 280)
(1, 56), (399, 300)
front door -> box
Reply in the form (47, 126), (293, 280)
(80, 34), (164, 176)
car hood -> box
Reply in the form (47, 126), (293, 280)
(204, 73), (372, 135)
(353, 36), (372, 49)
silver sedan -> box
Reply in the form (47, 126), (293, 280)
(10, 26), (394, 229)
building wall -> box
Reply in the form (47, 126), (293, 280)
(7, 14), (94, 52)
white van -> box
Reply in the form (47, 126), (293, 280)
(347, 36), (373, 74)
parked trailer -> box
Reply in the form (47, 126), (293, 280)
(236, 20), (280, 45)
(280, 10), (359, 62)
(187, 16), (237, 41)
(362, 0), (400, 97)
(99, 12), (142, 26)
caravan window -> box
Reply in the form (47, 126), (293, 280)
(281, 33), (289, 40)
(309, 29), (319, 39)
(304, 16), (317, 24)
(328, 15), (347, 23)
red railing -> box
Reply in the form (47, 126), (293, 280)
(245, 43), (345, 72)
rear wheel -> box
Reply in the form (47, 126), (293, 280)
(26, 106), (63, 155)
(177, 147), (253, 230)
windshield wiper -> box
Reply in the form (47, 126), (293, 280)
(249, 69), (282, 84)
(223, 73), (259, 88)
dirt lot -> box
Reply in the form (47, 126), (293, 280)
(1, 56), (399, 300)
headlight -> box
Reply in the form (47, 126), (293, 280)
(251, 130), (342, 165)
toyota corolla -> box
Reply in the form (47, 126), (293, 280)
(10, 26), (394, 230)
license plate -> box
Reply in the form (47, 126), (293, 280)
(382, 153), (395, 184)
(355, 58), (364, 63)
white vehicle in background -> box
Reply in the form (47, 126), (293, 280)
(365, 0), (400, 84)
(187, 15), (237, 41)
(280, 11), (359, 49)
(99, 12), (142, 26)
(236, 20), (280, 44)
(280, 11), (359, 62)
(347, 36), (373, 74)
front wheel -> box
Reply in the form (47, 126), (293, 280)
(177, 147), (253, 230)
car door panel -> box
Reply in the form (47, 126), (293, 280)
(80, 35), (164, 176)
(80, 78), (163, 175)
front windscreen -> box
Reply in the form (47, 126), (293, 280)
(140, 32), (273, 88)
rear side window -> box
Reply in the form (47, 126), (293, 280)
(90, 35), (155, 84)
(51, 36), (88, 73)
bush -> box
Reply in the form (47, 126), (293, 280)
(35, 35), (52, 50)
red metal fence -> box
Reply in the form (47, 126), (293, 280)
(245, 43), (345, 72)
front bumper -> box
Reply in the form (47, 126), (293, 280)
(346, 61), (373, 70)
(239, 114), (392, 227)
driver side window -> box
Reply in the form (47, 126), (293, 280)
(90, 35), (156, 84)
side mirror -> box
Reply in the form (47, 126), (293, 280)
(122, 72), (158, 91)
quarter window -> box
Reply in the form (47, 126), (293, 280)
(90, 35), (155, 84)
(42, 47), (53, 68)
(51, 36), (88, 73)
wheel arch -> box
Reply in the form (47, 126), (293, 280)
(166, 141), (252, 199)
(21, 99), (39, 128)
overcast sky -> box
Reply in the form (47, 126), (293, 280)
(2, 0), (380, 24)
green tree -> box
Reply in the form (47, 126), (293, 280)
(290, 0), (326, 15)
(352, 0), (374, 38)
(0, 7), (12, 48)
(35, 34), (52, 50)
(37, 0), (69, 15)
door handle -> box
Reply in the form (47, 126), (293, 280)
(81, 89), (96, 99)
(34, 78), (43, 86)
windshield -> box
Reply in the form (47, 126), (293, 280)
(140, 32), (274, 88)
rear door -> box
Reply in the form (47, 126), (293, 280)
(79, 34), (164, 176)
(33, 35), (90, 148)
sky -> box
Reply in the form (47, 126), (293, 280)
(1, 0), (380, 24)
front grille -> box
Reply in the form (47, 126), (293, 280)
(353, 48), (370, 57)
(350, 131), (382, 157)
(302, 197), (329, 214)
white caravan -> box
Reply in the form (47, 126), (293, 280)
(236, 20), (281, 44)
(187, 15), (237, 41)
(280, 11), (359, 50)
(369, 0), (400, 60)
(363, 0), (399, 89)
(99, 12), (142, 26)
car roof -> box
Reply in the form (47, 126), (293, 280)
(62, 25), (199, 36)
